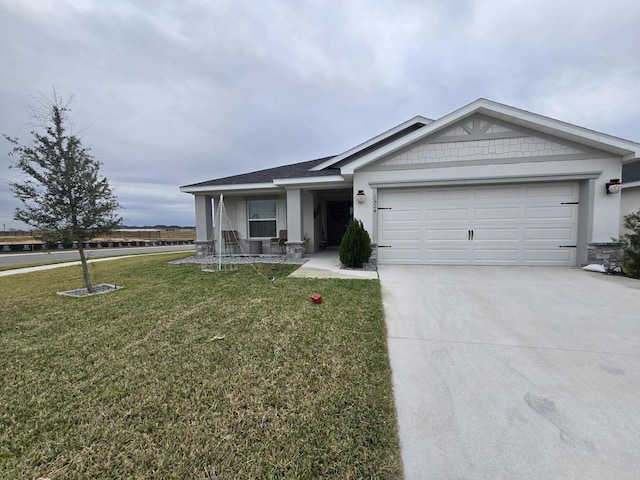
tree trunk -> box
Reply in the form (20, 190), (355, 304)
(77, 242), (93, 293)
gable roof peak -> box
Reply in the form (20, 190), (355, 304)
(334, 98), (640, 174)
(311, 114), (434, 171)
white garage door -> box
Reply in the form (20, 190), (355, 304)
(377, 182), (579, 266)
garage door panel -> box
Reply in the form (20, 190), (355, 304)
(525, 205), (577, 220)
(425, 248), (470, 263)
(474, 187), (520, 200)
(380, 209), (420, 221)
(473, 248), (518, 262)
(425, 229), (469, 240)
(384, 190), (422, 202)
(524, 227), (575, 241)
(378, 182), (579, 266)
(474, 207), (519, 221)
(525, 184), (578, 198)
(424, 207), (469, 221)
(379, 248), (421, 263)
(473, 228), (519, 240)
(381, 229), (420, 242)
(424, 189), (473, 202)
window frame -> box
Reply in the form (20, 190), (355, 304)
(247, 199), (277, 238)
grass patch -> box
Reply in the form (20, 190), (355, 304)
(0, 254), (402, 478)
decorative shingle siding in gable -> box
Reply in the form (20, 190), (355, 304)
(368, 115), (603, 171)
(379, 136), (585, 167)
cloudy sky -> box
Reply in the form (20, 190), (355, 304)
(1, 0), (639, 228)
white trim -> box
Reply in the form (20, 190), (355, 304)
(364, 152), (604, 173)
(247, 199), (278, 239)
(622, 180), (640, 189)
(181, 175), (349, 194)
(466, 100), (640, 154)
(340, 98), (640, 175)
(310, 115), (434, 171)
(272, 175), (347, 187)
(376, 182), (580, 266)
(369, 171), (602, 189)
(180, 182), (276, 194)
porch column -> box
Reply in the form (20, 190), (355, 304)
(194, 194), (214, 257)
(285, 188), (305, 258)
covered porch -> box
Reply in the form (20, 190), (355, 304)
(191, 186), (353, 259)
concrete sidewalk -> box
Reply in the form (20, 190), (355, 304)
(0, 251), (189, 277)
(288, 251), (378, 279)
(1, 250), (379, 280)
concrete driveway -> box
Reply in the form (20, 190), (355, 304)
(379, 265), (640, 479)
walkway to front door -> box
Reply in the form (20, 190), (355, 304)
(288, 250), (377, 279)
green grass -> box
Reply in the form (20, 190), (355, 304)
(0, 254), (402, 479)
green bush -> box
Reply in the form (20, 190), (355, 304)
(339, 219), (372, 268)
(617, 209), (640, 278)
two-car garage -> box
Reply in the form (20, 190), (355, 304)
(377, 182), (579, 266)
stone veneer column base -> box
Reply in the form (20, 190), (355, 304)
(285, 241), (305, 259)
(587, 242), (623, 270)
(194, 240), (215, 257)
(369, 242), (378, 266)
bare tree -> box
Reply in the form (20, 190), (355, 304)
(4, 94), (122, 292)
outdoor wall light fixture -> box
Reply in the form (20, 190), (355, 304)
(356, 190), (366, 203)
(606, 179), (622, 194)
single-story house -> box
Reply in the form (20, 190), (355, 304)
(180, 98), (640, 267)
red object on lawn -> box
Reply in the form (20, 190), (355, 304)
(310, 293), (322, 304)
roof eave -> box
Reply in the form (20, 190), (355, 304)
(180, 174), (349, 194)
(310, 115), (434, 171)
(475, 101), (640, 157)
(180, 182), (277, 194)
(273, 175), (348, 188)
(623, 152), (640, 163)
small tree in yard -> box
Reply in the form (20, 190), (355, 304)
(617, 209), (640, 279)
(4, 95), (122, 293)
(339, 219), (372, 268)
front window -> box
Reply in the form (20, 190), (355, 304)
(248, 200), (276, 237)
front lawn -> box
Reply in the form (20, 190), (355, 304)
(0, 253), (402, 479)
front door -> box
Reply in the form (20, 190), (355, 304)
(326, 201), (352, 246)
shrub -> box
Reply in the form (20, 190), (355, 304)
(339, 219), (372, 268)
(617, 209), (640, 278)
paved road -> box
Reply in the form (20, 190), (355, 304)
(379, 265), (640, 480)
(0, 244), (193, 268)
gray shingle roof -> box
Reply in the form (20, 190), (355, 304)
(181, 156), (338, 188)
(185, 155), (640, 189)
(623, 160), (640, 183)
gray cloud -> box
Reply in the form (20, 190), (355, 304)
(2, 0), (639, 228)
